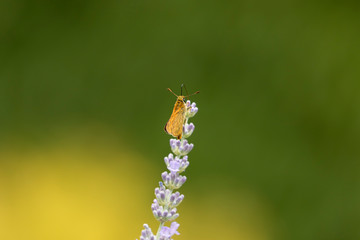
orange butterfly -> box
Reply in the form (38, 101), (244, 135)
(164, 85), (199, 139)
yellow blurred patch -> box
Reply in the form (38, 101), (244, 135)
(0, 126), (274, 240)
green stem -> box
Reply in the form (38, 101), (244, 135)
(156, 221), (165, 239)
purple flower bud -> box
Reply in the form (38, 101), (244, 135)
(170, 208), (176, 215)
(169, 213), (179, 221)
(164, 211), (169, 217)
(175, 195), (184, 205)
(170, 172), (176, 181)
(180, 176), (187, 185)
(164, 153), (175, 165)
(161, 172), (167, 181)
(189, 144), (194, 151)
(160, 192), (165, 201)
(174, 177), (179, 186)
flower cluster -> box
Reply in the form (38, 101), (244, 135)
(137, 100), (198, 240)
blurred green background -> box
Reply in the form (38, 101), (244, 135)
(1, 0), (360, 239)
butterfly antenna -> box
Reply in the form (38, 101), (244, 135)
(182, 84), (189, 98)
(186, 91), (200, 98)
(167, 88), (178, 97)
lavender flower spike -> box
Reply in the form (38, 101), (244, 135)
(137, 100), (199, 240)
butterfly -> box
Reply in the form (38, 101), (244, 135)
(164, 85), (199, 139)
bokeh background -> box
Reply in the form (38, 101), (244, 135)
(1, 0), (359, 239)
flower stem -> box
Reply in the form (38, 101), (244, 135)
(156, 221), (165, 239)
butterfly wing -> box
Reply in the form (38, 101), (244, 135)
(165, 99), (186, 139)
